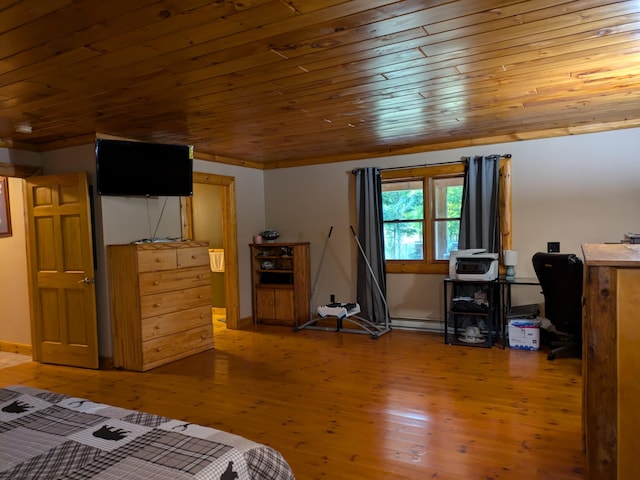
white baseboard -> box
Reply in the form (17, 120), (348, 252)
(391, 318), (444, 333)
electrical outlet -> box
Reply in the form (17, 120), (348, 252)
(548, 242), (560, 253)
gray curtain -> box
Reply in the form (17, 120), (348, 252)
(458, 155), (500, 252)
(354, 167), (387, 324)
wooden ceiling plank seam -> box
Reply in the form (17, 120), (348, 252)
(423, 0), (603, 36)
(0, 0), (165, 59)
(85, 0), (407, 84)
(1, 0), (640, 164)
(266, 0), (478, 60)
(83, 0), (405, 80)
(454, 28), (640, 75)
(422, 13), (640, 60)
(10, 4), (628, 116)
(417, 1), (640, 55)
(7, 39), (636, 120)
(86, 11), (640, 106)
(0, 0), (74, 32)
(2, 20), (636, 113)
(3, 50), (636, 141)
(65, 1), (244, 55)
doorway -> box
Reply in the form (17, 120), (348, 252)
(180, 172), (241, 329)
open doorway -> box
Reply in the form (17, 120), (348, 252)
(180, 172), (241, 329)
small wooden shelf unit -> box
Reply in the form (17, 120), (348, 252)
(107, 241), (214, 371)
(250, 242), (310, 327)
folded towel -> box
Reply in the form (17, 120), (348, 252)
(209, 249), (225, 272)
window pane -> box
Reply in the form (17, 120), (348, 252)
(433, 176), (462, 260)
(384, 221), (424, 260)
(434, 219), (459, 260)
(433, 177), (463, 219)
(382, 181), (424, 221)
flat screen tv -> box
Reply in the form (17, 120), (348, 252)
(96, 139), (193, 196)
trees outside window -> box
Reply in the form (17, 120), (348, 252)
(380, 160), (511, 274)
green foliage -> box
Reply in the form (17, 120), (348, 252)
(382, 188), (424, 260)
(382, 182), (463, 260)
(382, 189), (423, 221)
(447, 186), (462, 243)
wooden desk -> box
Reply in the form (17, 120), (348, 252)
(582, 243), (640, 480)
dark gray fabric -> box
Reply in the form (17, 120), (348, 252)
(0, 385), (295, 480)
(458, 155), (500, 252)
(354, 167), (387, 324)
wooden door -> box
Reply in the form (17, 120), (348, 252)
(24, 172), (99, 369)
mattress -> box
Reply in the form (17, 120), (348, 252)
(0, 385), (295, 480)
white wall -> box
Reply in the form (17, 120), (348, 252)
(264, 128), (640, 323)
(2, 127), (639, 353)
(0, 148), (42, 168)
(0, 148), (41, 346)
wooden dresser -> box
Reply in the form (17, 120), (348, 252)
(108, 241), (214, 371)
(582, 243), (640, 480)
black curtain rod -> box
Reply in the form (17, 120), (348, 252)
(352, 154), (511, 174)
(459, 154), (511, 161)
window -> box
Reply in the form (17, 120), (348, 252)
(382, 179), (425, 261)
(432, 176), (463, 260)
(381, 160), (512, 274)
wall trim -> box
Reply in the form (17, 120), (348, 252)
(0, 341), (32, 355)
(391, 318), (444, 334)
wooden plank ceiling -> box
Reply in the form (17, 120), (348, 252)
(1, 0), (639, 168)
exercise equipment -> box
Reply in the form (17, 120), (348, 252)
(294, 226), (391, 338)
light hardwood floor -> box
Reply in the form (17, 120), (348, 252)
(0, 323), (585, 479)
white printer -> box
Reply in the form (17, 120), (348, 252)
(449, 249), (499, 281)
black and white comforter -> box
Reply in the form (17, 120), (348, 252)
(0, 386), (294, 480)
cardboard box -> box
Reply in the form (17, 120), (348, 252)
(508, 318), (541, 350)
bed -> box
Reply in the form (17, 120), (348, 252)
(0, 385), (295, 480)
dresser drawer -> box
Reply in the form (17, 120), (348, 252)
(177, 247), (209, 268)
(137, 249), (177, 272)
(142, 324), (214, 369)
(140, 285), (211, 318)
(142, 305), (211, 341)
(138, 266), (210, 295)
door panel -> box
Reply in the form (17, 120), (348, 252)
(25, 172), (99, 369)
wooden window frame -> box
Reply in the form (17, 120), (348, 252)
(381, 159), (512, 274)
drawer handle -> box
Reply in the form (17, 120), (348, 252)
(153, 303), (161, 308)
(153, 281), (160, 285)
(199, 314), (205, 319)
(197, 274), (203, 279)
(198, 295), (203, 299)
(156, 347), (162, 352)
(154, 325), (160, 330)
(201, 335), (206, 339)
(192, 255), (197, 259)
(155, 258), (162, 263)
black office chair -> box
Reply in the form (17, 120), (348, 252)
(532, 252), (584, 360)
